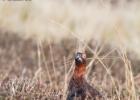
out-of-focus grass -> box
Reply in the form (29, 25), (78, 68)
(0, 1), (140, 55)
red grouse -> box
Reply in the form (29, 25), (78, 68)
(67, 52), (104, 100)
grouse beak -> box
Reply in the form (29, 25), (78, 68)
(76, 57), (83, 63)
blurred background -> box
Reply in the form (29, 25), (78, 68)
(0, 0), (140, 54)
(0, 0), (140, 99)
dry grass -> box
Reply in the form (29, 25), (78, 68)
(0, 0), (140, 100)
(0, 31), (139, 100)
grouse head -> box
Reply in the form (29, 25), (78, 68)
(75, 52), (86, 66)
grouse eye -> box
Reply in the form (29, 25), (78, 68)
(82, 53), (86, 59)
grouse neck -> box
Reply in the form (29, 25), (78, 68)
(73, 64), (86, 79)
